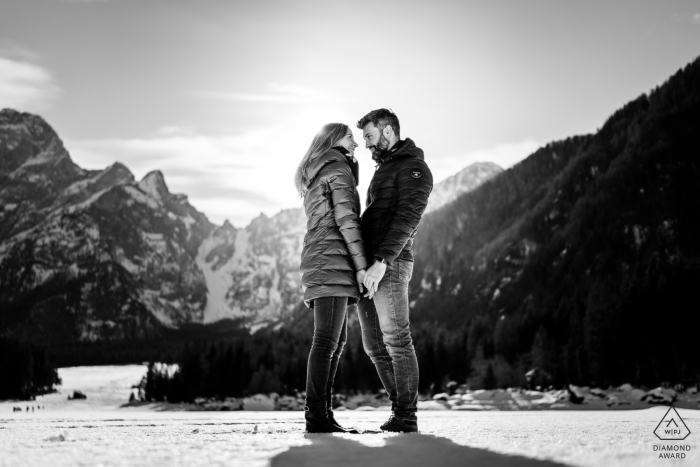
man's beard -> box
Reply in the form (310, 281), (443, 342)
(369, 133), (391, 162)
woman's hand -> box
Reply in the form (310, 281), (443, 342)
(356, 269), (366, 294)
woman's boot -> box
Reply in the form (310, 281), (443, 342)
(304, 404), (346, 433)
(327, 408), (362, 434)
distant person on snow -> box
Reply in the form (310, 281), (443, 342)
(356, 108), (433, 432)
(296, 123), (367, 433)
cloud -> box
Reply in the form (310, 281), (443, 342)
(671, 12), (700, 24)
(431, 140), (542, 184)
(67, 130), (277, 226)
(66, 103), (540, 227)
(0, 56), (60, 112)
(66, 106), (353, 227)
(194, 83), (341, 104)
(67, 129), (541, 227)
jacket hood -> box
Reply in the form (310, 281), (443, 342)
(305, 148), (359, 188)
(379, 138), (424, 164)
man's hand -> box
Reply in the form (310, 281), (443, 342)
(356, 269), (366, 294)
(363, 261), (387, 299)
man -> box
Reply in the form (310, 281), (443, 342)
(356, 108), (433, 432)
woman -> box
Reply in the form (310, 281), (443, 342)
(295, 123), (367, 433)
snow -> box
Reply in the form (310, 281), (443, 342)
(249, 322), (269, 334)
(7, 365), (148, 410)
(1, 404), (698, 466)
(427, 162), (502, 212)
(141, 232), (167, 255)
(243, 394), (277, 411)
(139, 289), (175, 326)
(193, 208), (304, 325)
(65, 187), (111, 213)
(196, 233), (240, 323)
(180, 214), (197, 237)
(233, 228), (250, 261)
(68, 263), (81, 277)
(138, 172), (163, 200)
(85, 226), (99, 240)
(62, 172), (104, 197)
(15, 149), (57, 168)
(114, 248), (139, 274)
(123, 186), (160, 209)
(181, 214), (196, 227)
(1, 366), (699, 466)
(195, 229), (260, 323)
(26, 173), (45, 183)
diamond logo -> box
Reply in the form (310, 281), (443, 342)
(654, 406), (691, 440)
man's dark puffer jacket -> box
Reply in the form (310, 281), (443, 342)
(300, 148), (368, 308)
(361, 138), (433, 264)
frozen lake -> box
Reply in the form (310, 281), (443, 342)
(2, 406), (698, 466)
(0, 366), (698, 466)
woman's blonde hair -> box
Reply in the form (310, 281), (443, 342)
(294, 123), (349, 197)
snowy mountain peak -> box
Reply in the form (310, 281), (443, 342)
(138, 170), (169, 200)
(103, 162), (135, 184)
(0, 108), (56, 138)
(0, 109), (71, 176)
(219, 219), (236, 232)
(426, 161), (504, 212)
(249, 212), (269, 227)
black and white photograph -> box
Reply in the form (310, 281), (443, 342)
(0, 0), (698, 466)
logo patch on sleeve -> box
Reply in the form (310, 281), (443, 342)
(411, 170), (422, 179)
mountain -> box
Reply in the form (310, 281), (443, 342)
(0, 109), (305, 343)
(408, 57), (700, 386)
(195, 209), (305, 326)
(1, 107), (501, 344)
(5, 54), (698, 391)
(425, 162), (502, 213)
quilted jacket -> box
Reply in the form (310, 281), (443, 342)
(300, 147), (367, 307)
(361, 138), (433, 264)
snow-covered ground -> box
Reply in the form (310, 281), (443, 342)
(5, 365), (148, 411)
(1, 366), (698, 466)
(1, 407), (698, 466)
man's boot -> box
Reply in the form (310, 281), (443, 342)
(380, 414), (418, 433)
(305, 404), (346, 433)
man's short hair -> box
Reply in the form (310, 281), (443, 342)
(357, 108), (400, 139)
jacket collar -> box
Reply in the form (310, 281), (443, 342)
(305, 148), (359, 188)
(377, 138), (424, 165)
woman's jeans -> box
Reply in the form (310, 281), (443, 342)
(305, 296), (348, 414)
(357, 258), (418, 420)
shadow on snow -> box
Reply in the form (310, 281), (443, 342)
(271, 432), (569, 467)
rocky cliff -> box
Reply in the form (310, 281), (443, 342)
(0, 109), (306, 342)
(0, 109), (504, 344)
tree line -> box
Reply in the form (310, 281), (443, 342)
(139, 316), (474, 402)
(0, 337), (61, 400)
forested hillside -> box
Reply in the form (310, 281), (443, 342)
(409, 56), (700, 388)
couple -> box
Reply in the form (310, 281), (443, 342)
(295, 108), (433, 433)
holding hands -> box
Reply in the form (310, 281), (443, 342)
(362, 260), (387, 299)
(356, 269), (366, 294)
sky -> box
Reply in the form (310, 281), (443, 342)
(1, 0), (699, 227)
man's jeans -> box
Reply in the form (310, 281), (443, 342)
(305, 296), (348, 413)
(357, 258), (418, 420)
